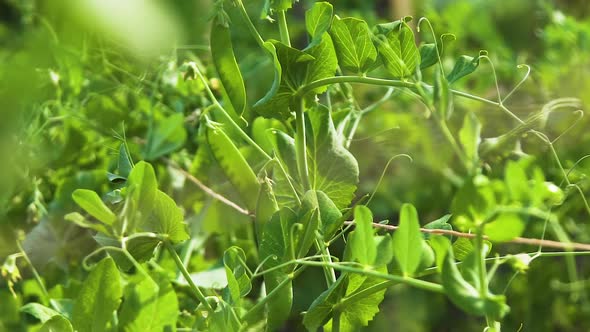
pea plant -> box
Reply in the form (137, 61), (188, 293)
(6, 1), (590, 331)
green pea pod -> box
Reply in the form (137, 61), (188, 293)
(207, 123), (259, 211)
(434, 68), (453, 120)
(211, 17), (247, 116)
(255, 174), (279, 241)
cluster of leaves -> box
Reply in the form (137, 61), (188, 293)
(2, 0), (590, 331)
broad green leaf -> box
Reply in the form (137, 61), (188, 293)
(303, 268), (387, 331)
(72, 189), (116, 225)
(392, 203), (424, 276)
(307, 105), (359, 209)
(447, 55), (480, 84)
(253, 38), (337, 119)
(451, 175), (496, 226)
(329, 16), (378, 73)
(348, 205), (376, 265)
(440, 238), (509, 319)
(253, 41), (314, 119)
(208, 298), (242, 332)
(72, 257), (122, 332)
(417, 241), (435, 271)
(305, 2), (333, 47)
(127, 161), (158, 229)
(461, 242), (491, 290)
(207, 122), (259, 211)
(423, 214), (452, 240)
(484, 213), (525, 242)
(452, 237), (474, 261)
(505, 160), (529, 202)
(459, 112), (482, 169)
(39, 315), (73, 332)
(64, 212), (110, 235)
(419, 43), (438, 69)
(20, 303), (60, 323)
(189, 267), (228, 289)
(300, 190), (342, 239)
(143, 190), (189, 243)
(118, 270), (178, 332)
(429, 235), (451, 273)
(211, 16), (247, 116)
(374, 20), (420, 78)
(305, 34), (338, 94)
(223, 246), (252, 305)
(143, 113), (187, 160)
(257, 208), (297, 329)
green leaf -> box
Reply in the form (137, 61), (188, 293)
(39, 315), (73, 332)
(211, 16), (247, 116)
(72, 189), (116, 226)
(300, 190), (342, 240)
(305, 34), (338, 94)
(207, 122), (260, 211)
(140, 190), (189, 242)
(72, 257), (122, 332)
(440, 237), (509, 319)
(223, 246), (252, 305)
(127, 161), (158, 229)
(208, 298), (242, 332)
(307, 105), (359, 209)
(329, 16), (378, 73)
(305, 2), (333, 47)
(447, 55), (480, 84)
(303, 268), (387, 331)
(374, 20), (420, 78)
(392, 203), (424, 276)
(64, 212), (111, 235)
(484, 213), (525, 242)
(348, 205), (376, 265)
(419, 43), (438, 69)
(143, 113), (187, 160)
(118, 270), (179, 332)
(20, 303), (61, 323)
(504, 160), (529, 202)
(423, 214), (452, 240)
(459, 112), (482, 168)
(452, 237), (475, 261)
(253, 41), (314, 119)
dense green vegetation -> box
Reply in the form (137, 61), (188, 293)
(2, 0), (590, 331)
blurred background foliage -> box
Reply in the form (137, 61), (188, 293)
(1, 0), (590, 331)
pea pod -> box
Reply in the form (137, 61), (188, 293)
(210, 16), (247, 116)
(207, 123), (259, 211)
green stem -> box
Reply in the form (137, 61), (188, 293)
(235, 0), (265, 49)
(16, 241), (49, 301)
(333, 309), (341, 332)
(315, 240), (337, 286)
(192, 64), (272, 161)
(295, 98), (312, 191)
(297, 260), (444, 293)
(277, 10), (291, 46)
(164, 241), (213, 312)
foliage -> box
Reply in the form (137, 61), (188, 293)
(2, 0), (590, 331)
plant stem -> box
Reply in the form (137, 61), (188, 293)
(296, 260), (444, 293)
(16, 241), (49, 301)
(315, 240), (337, 286)
(295, 98), (312, 191)
(277, 10), (291, 46)
(235, 0), (265, 49)
(164, 240), (213, 311)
